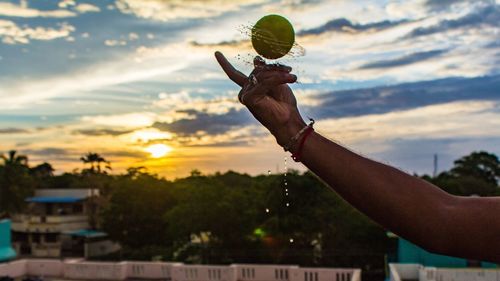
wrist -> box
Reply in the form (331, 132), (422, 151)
(274, 116), (307, 152)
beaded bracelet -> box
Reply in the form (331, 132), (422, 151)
(291, 126), (314, 162)
(283, 118), (315, 152)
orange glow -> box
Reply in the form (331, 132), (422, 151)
(145, 144), (172, 158)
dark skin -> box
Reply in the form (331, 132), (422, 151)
(215, 51), (500, 263)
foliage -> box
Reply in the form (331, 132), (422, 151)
(1, 149), (498, 273)
(0, 150), (34, 217)
(423, 151), (500, 196)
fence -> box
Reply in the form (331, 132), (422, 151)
(0, 259), (361, 281)
(390, 263), (500, 281)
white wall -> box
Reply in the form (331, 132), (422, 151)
(0, 259), (360, 281)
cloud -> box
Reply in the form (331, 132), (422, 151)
(423, 0), (491, 11)
(0, 1), (76, 18)
(152, 108), (254, 136)
(73, 128), (133, 136)
(81, 112), (157, 128)
(298, 18), (407, 36)
(316, 100), (500, 146)
(0, 20), (75, 44)
(359, 49), (449, 69)
(23, 147), (70, 156)
(302, 75), (500, 120)
(104, 39), (127, 46)
(114, 0), (267, 21)
(74, 3), (101, 13)
(0, 128), (29, 134)
(404, 4), (499, 39)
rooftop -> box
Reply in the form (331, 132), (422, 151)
(390, 263), (500, 281)
(0, 259), (361, 281)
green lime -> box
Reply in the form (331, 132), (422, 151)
(251, 14), (295, 60)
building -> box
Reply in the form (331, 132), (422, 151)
(389, 263), (500, 281)
(0, 219), (16, 262)
(11, 189), (119, 258)
(0, 259), (361, 281)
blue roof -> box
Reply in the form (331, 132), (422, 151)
(26, 196), (85, 203)
(64, 229), (107, 238)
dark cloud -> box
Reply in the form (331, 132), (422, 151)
(73, 128), (133, 136)
(190, 40), (245, 47)
(23, 148), (69, 156)
(424, 0), (491, 11)
(299, 18), (406, 36)
(104, 150), (148, 158)
(303, 75), (500, 119)
(194, 17), (408, 48)
(0, 128), (30, 134)
(405, 5), (499, 38)
(184, 140), (252, 147)
(359, 49), (449, 69)
(153, 108), (255, 136)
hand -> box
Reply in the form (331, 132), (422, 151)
(214, 51), (306, 149)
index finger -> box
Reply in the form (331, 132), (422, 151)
(215, 51), (247, 87)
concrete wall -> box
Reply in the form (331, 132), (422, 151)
(390, 263), (500, 281)
(0, 259), (361, 281)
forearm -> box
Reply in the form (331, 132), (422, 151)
(297, 131), (455, 252)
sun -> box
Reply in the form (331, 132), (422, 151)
(145, 144), (172, 158)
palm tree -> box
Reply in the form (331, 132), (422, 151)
(80, 152), (111, 173)
(0, 150), (33, 217)
(1, 150), (28, 167)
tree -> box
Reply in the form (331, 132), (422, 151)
(80, 152), (111, 174)
(450, 151), (500, 186)
(0, 150), (34, 217)
(426, 151), (500, 196)
(1, 150), (28, 166)
(100, 172), (175, 260)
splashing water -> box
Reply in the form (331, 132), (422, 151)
(238, 24), (306, 61)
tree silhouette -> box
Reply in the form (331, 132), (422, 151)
(1, 150), (28, 167)
(80, 152), (111, 174)
(30, 162), (55, 178)
(0, 150), (33, 217)
(451, 151), (500, 186)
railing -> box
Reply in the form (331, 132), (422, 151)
(390, 263), (500, 281)
(11, 215), (89, 233)
(419, 266), (500, 281)
(31, 243), (62, 258)
(0, 259), (361, 281)
(389, 263), (420, 281)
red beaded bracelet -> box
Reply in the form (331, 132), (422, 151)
(291, 126), (314, 162)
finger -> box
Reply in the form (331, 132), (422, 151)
(215, 51), (247, 87)
(265, 64), (292, 73)
(255, 71), (297, 84)
(260, 73), (297, 87)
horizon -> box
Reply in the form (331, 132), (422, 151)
(1, 0), (499, 179)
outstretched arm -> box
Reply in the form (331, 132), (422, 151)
(297, 132), (500, 262)
(215, 51), (500, 263)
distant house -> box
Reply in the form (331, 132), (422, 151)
(11, 189), (119, 258)
(0, 219), (16, 262)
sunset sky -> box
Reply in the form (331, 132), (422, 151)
(1, 0), (499, 179)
